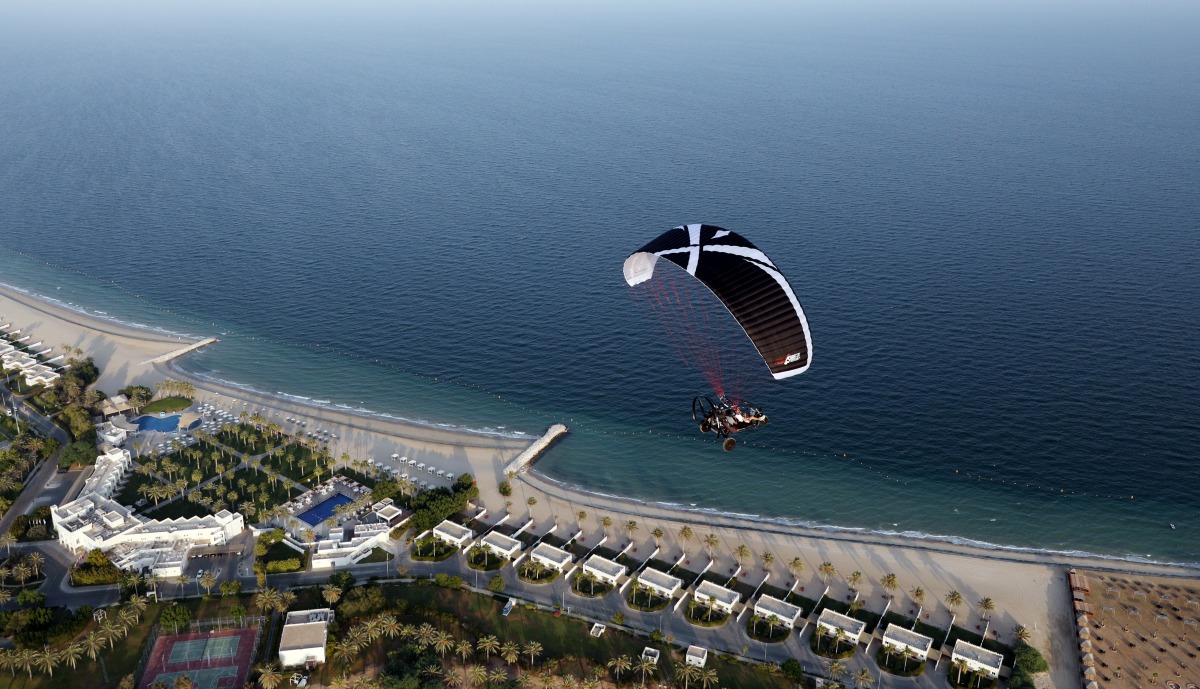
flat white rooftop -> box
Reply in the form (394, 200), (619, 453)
(583, 554), (627, 580)
(754, 594), (803, 624)
(695, 580), (740, 608)
(952, 639), (1003, 670)
(817, 608), (866, 637)
(637, 567), (683, 595)
(530, 543), (573, 568)
(883, 623), (933, 655)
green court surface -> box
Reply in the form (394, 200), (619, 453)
(167, 635), (241, 664)
(151, 667), (238, 689)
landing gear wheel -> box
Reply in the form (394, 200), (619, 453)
(699, 420), (711, 433)
(722, 437), (737, 452)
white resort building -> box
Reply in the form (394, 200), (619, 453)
(581, 554), (627, 587)
(96, 421), (128, 447)
(882, 623), (934, 662)
(279, 609), (335, 668)
(816, 608), (867, 646)
(685, 646), (708, 668)
(51, 447), (244, 577)
(693, 580), (740, 615)
(950, 639), (1004, 679)
(432, 520), (475, 548)
(480, 531), (523, 560)
(635, 567), (683, 600)
(753, 594), (804, 629)
(529, 543), (573, 572)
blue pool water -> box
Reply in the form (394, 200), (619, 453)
(137, 415), (181, 432)
(135, 415), (201, 433)
(298, 493), (354, 527)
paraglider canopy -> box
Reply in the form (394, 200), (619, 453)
(623, 223), (812, 380)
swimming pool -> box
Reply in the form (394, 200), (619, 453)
(297, 493), (354, 526)
(135, 415), (201, 432)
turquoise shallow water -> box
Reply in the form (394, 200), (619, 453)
(1, 1), (1198, 563)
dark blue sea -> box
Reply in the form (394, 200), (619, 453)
(2, 0), (1199, 563)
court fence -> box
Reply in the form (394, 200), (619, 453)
(134, 615), (266, 686)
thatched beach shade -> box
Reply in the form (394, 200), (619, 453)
(1076, 614), (1090, 627)
(1081, 652), (1095, 666)
(1085, 681), (1099, 689)
(1078, 626), (1091, 639)
(1079, 640), (1094, 651)
(1082, 666), (1098, 680)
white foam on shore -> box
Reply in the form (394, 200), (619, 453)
(176, 366), (531, 440)
(531, 472), (1200, 570)
(1, 281), (202, 341)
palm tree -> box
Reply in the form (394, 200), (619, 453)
(59, 643), (83, 671)
(899, 646), (914, 672)
(465, 664), (487, 688)
(82, 631), (106, 661)
(787, 556), (805, 588)
(827, 658), (848, 685)
(34, 647), (58, 677)
(199, 571), (217, 597)
(951, 658), (970, 684)
(698, 668), (719, 689)
(456, 639), (474, 664)
(523, 641), (542, 667)
(500, 641), (520, 666)
(1012, 624), (1031, 645)
(331, 641), (357, 666)
(322, 584), (343, 606)
(599, 516), (613, 537)
(882, 641), (896, 665)
(977, 597), (995, 620)
(677, 664), (701, 689)
(26, 552), (44, 577)
(701, 533), (719, 557)
(433, 631), (455, 658)
(0, 532), (15, 557)
(945, 589), (964, 614)
(817, 561), (837, 584)
(650, 526), (664, 546)
(476, 635), (500, 662)
(526, 496), (537, 516)
(677, 524), (694, 553)
(487, 668), (508, 686)
(846, 570), (863, 591)
(606, 654), (631, 682)
(879, 572), (899, 599)
(910, 586), (926, 617)
(732, 544), (752, 570)
(855, 668), (874, 689)
(258, 662), (284, 689)
(623, 520), (639, 545)
(635, 655), (657, 684)
(762, 551), (775, 570)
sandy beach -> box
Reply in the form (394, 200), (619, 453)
(4, 282), (1198, 688)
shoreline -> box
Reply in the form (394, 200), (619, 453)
(4, 280), (1198, 688)
(5, 279), (1197, 577)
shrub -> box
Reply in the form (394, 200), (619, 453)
(487, 575), (505, 593)
(59, 441), (96, 468)
(71, 549), (122, 585)
(498, 481), (512, 497)
(16, 589), (45, 607)
(781, 658), (805, 682)
(612, 611), (625, 625)
(265, 558), (302, 574)
(434, 573), (463, 589)
(159, 604), (193, 631)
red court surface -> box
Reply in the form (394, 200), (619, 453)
(138, 626), (258, 689)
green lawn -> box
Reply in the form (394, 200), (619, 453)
(213, 423), (277, 456)
(113, 471), (167, 508)
(144, 497), (213, 520)
(140, 396), (193, 414)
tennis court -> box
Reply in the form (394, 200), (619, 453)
(168, 635), (241, 664)
(139, 627), (259, 689)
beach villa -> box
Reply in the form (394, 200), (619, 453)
(480, 531), (523, 560)
(816, 608), (867, 646)
(636, 567), (683, 600)
(753, 594), (804, 629)
(530, 543), (573, 572)
(685, 646), (708, 668)
(950, 639), (1004, 679)
(279, 609), (335, 668)
(98, 394), (133, 420)
(693, 580), (740, 615)
(882, 623), (934, 662)
(581, 554), (627, 587)
(432, 520), (474, 548)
